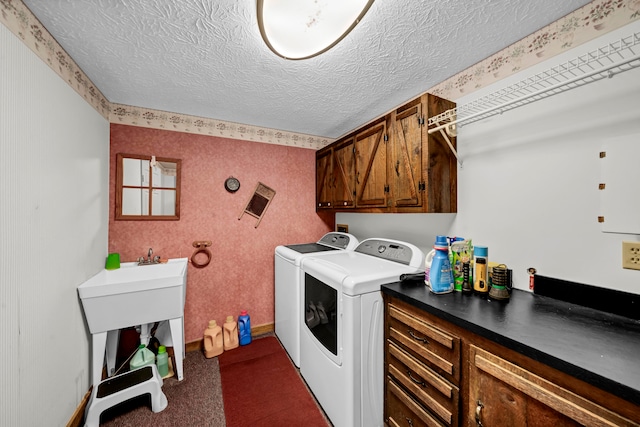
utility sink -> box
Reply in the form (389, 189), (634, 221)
(78, 257), (189, 385)
(78, 258), (188, 333)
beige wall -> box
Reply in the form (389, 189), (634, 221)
(0, 24), (110, 426)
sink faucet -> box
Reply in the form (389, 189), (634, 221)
(138, 248), (160, 265)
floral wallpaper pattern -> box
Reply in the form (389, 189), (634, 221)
(0, 0), (110, 118)
(108, 124), (334, 341)
(110, 103), (332, 150)
(2, 0), (640, 148)
(430, 0), (640, 99)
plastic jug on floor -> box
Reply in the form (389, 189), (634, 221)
(204, 320), (224, 358)
(223, 315), (239, 351)
(238, 310), (252, 346)
(156, 345), (169, 377)
(129, 344), (155, 371)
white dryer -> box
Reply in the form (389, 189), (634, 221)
(274, 232), (358, 367)
(299, 238), (424, 427)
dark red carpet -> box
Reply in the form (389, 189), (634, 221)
(218, 336), (329, 426)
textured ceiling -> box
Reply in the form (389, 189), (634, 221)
(23, 0), (593, 139)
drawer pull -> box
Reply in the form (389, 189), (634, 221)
(475, 400), (484, 427)
(405, 416), (414, 426)
(406, 370), (426, 388)
(408, 330), (428, 344)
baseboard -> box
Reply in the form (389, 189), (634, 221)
(186, 339), (203, 353)
(185, 322), (275, 353)
(66, 387), (92, 427)
(252, 322), (274, 337)
(68, 322), (275, 426)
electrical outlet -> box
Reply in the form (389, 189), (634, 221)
(336, 223), (349, 233)
(622, 241), (640, 270)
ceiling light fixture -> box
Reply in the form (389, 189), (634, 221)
(257, 0), (375, 60)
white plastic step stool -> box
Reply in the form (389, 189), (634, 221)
(84, 364), (167, 427)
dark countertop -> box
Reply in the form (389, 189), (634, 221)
(382, 282), (640, 406)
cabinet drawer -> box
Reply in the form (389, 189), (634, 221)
(386, 377), (446, 427)
(388, 341), (459, 426)
(388, 303), (460, 384)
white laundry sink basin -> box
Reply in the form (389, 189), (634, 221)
(78, 258), (188, 334)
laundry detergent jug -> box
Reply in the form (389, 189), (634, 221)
(238, 310), (252, 346)
(428, 235), (454, 294)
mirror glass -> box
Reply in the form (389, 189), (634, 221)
(116, 154), (181, 220)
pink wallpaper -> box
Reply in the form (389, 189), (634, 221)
(109, 124), (333, 343)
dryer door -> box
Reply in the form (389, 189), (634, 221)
(303, 272), (342, 365)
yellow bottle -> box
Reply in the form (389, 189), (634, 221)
(473, 246), (489, 294)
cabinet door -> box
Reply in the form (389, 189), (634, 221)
(332, 137), (356, 208)
(426, 94), (457, 213)
(355, 119), (388, 208)
(469, 345), (638, 427)
(316, 148), (333, 209)
(391, 100), (423, 208)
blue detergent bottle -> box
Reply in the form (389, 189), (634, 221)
(429, 235), (454, 294)
(238, 310), (252, 346)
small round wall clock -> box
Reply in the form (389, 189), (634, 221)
(224, 176), (240, 193)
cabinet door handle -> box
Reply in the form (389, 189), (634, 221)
(395, 160), (400, 176)
(356, 171), (360, 184)
(406, 370), (426, 387)
(475, 400), (484, 427)
(405, 416), (414, 426)
(408, 330), (428, 344)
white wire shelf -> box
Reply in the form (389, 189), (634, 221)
(428, 31), (640, 134)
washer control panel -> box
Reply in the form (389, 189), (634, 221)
(318, 232), (354, 250)
(355, 239), (415, 265)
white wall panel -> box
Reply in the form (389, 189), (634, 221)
(338, 20), (640, 294)
(0, 23), (109, 426)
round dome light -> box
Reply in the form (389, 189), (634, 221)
(257, 0), (375, 60)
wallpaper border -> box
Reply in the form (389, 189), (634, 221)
(110, 103), (334, 149)
(2, 0), (639, 150)
(429, 0), (640, 100)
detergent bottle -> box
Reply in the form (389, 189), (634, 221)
(424, 249), (435, 287)
(238, 310), (252, 346)
(204, 320), (224, 358)
(156, 345), (169, 377)
(129, 344), (155, 371)
(428, 235), (454, 294)
(223, 315), (239, 350)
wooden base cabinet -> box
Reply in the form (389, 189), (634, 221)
(385, 300), (460, 426)
(316, 93), (456, 213)
(383, 295), (640, 427)
(469, 345), (638, 427)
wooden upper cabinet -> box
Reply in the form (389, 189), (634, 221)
(316, 147), (333, 208)
(425, 94), (457, 214)
(332, 137), (356, 209)
(315, 93), (457, 213)
(390, 98), (423, 208)
(355, 118), (389, 208)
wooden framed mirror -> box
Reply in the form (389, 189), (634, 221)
(115, 153), (181, 221)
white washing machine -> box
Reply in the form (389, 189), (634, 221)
(274, 232), (359, 367)
(299, 238), (425, 427)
